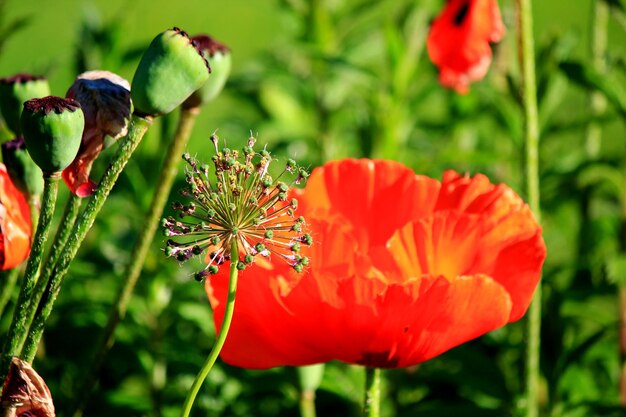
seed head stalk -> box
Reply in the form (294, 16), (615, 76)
(179, 239), (239, 417)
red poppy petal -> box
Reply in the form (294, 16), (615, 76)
(208, 267), (512, 369)
(303, 159), (440, 246)
(0, 165), (31, 270)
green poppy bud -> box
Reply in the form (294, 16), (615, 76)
(183, 35), (231, 108)
(131, 27), (210, 117)
(20, 96), (84, 177)
(1, 137), (44, 200)
(0, 74), (51, 136)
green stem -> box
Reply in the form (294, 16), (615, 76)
(0, 176), (58, 380)
(517, 0), (542, 416)
(69, 107), (200, 417)
(585, 0), (609, 157)
(298, 364), (324, 417)
(20, 115), (152, 363)
(179, 239), (239, 417)
(0, 268), (20, 320)
(363, 367), (381, 417)
(19, 194), (83, 351)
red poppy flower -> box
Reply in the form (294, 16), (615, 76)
(427, 0), (505, 93)
(206, 159), (545, 369)
(63, 70), (132, 197)
(0, 163), (31, 270)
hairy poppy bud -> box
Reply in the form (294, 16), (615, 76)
(1, 137), (44, 200)
(20, 96), (84, 177)
(184, 35), (231, 108)
(131, 27), (210, 117)
(0, 74), (51, 135)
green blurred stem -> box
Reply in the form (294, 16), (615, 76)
(298, 364), (324, 417)
(70, 107), (200, 417)
(19, 115), (152, 363)
(0, 176), (58, 380)
(620, 286), (626, 405)
(585, 0), (609, 157)
(363, 367), (381, 417)
(0, 268), (20, 320)
(180, 239), (239, 417)
(517, 0), (542, 416)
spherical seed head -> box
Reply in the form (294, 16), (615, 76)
(131, 27), (211, 117)
(163, 133), (311, 276)
(20, 96), (84, 175)
(184, 35), (232, 108)
(0, 74), (51, 135)
(1, 137), (44, 199)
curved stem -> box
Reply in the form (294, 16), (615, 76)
(517, 1), (542, 416)
(69, 107), (200, 417)
(20, 115), (152, 363)
(363, 367), (381, 417)
(179, 239), (239, 417)
(0, 176), (58, 380)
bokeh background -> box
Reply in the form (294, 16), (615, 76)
(1, 0), (625, 416)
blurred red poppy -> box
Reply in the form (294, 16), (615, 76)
(427, 0), (505, 93)
(206, 159), (545, 369)
(0, 163), (31, 270)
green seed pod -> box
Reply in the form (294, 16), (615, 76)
(0, 74), (51, 136)
(20, 96), (84, 176)
(183, 35), (231, 108)
(131, 27), (210, 117)
(1, 137), (44, 200)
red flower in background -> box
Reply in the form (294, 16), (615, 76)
(427, 0), (505, 93)
(206, 159), (545, 369)
(0, 164), (31, 270)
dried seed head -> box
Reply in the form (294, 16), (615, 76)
(163, 133), (312, 280)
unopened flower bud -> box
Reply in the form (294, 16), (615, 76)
(131, 27), (210, 116)
(1, 137), (44, 200)
(20, 96), (84, 176)
(183, 35), (231, 108)
(0, 74), (51, 135)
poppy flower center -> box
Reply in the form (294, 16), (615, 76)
(453, 1), (471, 26)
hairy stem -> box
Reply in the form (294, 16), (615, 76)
(20, 115), (152, 363)
(517, 0), (542, 416)
(70, 107), (200, 417)
(0, 176), (58, 380)
(363, 367), (381, 417)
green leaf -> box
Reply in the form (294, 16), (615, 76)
(607, 254), (626, 286)
(559, 61), (626, 118)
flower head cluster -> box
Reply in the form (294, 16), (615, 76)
(163, 134), (312, 281)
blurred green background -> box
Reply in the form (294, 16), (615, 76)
(1, 0), (626, 416)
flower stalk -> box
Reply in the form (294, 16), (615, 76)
(363, 367), (381, 417)
(20, 115), (152, 363)
(517, 0), (542, 416)
(0, 175), (58, 380)
(179, 238), (240, 417)
(69, 107), (201, 417)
